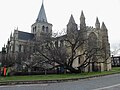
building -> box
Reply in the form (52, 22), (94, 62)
(1, 2), (111, 72)
(0, 51), (1, 63)
(111, 56), (120, 67)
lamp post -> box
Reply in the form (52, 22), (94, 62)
(0, 62), (1, 76)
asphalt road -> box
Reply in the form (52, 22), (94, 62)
(1, 74), (120, 90)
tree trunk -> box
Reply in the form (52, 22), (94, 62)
(66, 65), (80, 73)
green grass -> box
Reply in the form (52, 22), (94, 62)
(0, 67), (120, 82)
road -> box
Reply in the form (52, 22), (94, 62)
(0, 74), (120, 90)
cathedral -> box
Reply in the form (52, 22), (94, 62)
(1, 2), (111, 72)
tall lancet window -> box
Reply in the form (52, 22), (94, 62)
(46, 27), (48, 33)
(42, 26), (45, 32)
(19, 45), (21, 52)
(34, 26), (36, 32)
(33, 27), (34, 33)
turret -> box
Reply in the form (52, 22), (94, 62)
(2, 44), (6, 54)
(101, 22), (108, 40)
(101, 22), (109, 48)
(10, 32), (13, 41)
(7, 39), (10, 45)
(95, 17), (100, 29)
(6, 39), (10, 53)
(67, 14), (78, 34)
(101, 22), (107, 30)
(14, 29), (18, 40)
(101, 22), (110, 67)
(80, 11), (86, 30)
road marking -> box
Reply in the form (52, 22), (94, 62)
(0, 85), (15, 88)
(0, 84), (48, 88)
(93, 83), (120, 90)
(16, 84), (48, 87)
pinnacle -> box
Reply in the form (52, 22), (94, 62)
(101, 22), (107, 30)
(10, 32), (12, 37)
(68, 14), (76, 24)
(80, 10), (85, 18)
(96, 17), (100, 24)
(95, 17), (100, 29)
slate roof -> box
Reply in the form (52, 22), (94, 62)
(36, 2), (47, 22)
(18, 31), (34, 41)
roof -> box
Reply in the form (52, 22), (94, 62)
(36, 2), (47, 22)
(18, 31), (34, 40)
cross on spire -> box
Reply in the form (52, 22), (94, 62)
(42, 0), (44, 4)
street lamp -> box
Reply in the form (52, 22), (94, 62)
(0, 62), (1, 76)
(0, 62), (1, 66)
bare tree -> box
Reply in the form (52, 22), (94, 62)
(111, 43), (120, 56)
(32, 29), (108, 73)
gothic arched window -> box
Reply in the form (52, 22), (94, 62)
(33, 27), (34, 33)
(46, 27), (48, 33)
(19, 45), (21, 52)
(88, 32), (98, 71)
(34, 26), (36, 32)
(42, 26), (45, 32)
(88, 32), (97, 50)
(60, 40), (64, 47)
(55, 41), (58, 48)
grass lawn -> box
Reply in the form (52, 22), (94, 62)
(0, 67), (120, 82)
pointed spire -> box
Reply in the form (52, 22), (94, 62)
(80, 10), (86, 30)
(10, 32), (12, 38)
(36, 1), (47, 22)
(80, 10), (85, 19)
(7, 39), (10, 45)
(17, 27), (18, 30)
(4, 44), (5, 48)
(101, 22), (107, 30)
(95, 17), (100, 29)
(67, 14), (78, 34)
(10, 32), (13, 41)
(96, 17), (100, 24)
(68, 14), (76, 24)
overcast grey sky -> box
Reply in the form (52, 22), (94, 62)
(0, 0), (120, 51)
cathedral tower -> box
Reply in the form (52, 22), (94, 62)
(31, 2), (52, 37)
